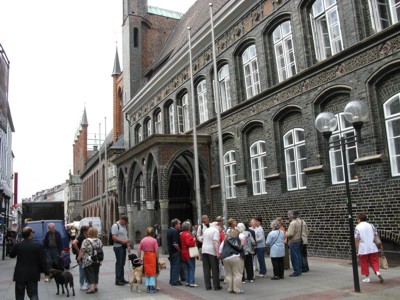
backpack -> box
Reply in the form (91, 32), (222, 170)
(88, 239), (104, 263)
(109, 223), (119, 246)
(244, 231), (255, 255)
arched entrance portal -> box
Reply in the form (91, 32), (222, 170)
(168, 151), (198, 224)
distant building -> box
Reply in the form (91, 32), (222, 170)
(112, 0), (400, 259)
(0, 43), (15, 232)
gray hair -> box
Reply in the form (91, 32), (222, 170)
(270, 220), (280, 230)
(288, 210), (299, 218)
(182, 221), (191, 231)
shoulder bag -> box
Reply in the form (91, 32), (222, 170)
(189, 246), (199, 258)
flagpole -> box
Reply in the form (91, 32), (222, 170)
(209, 3), (227, 228)
(188, 27), (202, 226)
(104, 117), (109, 244)
(98, 123), (103, 234)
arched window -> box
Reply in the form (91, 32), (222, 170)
(368, 0), (399, 32)
(145, 118), (152, 138)
(384, 93), (400, 176)
(154, 110), (162, 134)
(329, 113), (358, 184)
(218, 65), (231, 112)
(310, 0), (343, 61)
(273, 21), (297, 82)
(250, 141), (267, 195)
(284, 128), (307, 191)
(135, 124), (142, 144)
(178, 93), (190, 133)
(242, 45), (260, 99)
(224, 150), (236, 199)
(197, 80), (208, 123)
(134, 173), (145, 210)
(168, 103), (176, 134)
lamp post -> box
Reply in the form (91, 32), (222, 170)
(315, 100), (369, 293)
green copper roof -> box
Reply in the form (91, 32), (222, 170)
(148, 5), (184, 20)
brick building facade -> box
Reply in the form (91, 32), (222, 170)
(114, 0), (400, 258)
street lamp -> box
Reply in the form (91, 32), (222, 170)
(315, 100), (369, 293)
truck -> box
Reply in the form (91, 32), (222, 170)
(22, 201), (65, 223)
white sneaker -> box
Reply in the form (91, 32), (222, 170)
(81, 284), (88, 290)
(362, 277), (370, 283)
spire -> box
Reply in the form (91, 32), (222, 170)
(112, 46), (121, 76)
(81, 107), (88, 126)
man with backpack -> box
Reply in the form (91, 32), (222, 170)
(111, 215), (131, 286)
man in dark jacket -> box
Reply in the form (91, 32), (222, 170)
(9, 226), (47, 300)
(43, 223), (63, 279)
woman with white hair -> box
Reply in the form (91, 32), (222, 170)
(265, 220), (285, 280)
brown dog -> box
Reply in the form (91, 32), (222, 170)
(49, 268), (75, 297)
(129, 265), (143, 292)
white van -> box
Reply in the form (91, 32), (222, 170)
(79, 217), (102, 237)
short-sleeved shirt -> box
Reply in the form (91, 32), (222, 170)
(355, 221), (379, 255)
(111, 222), (128, 248)
(201, 226), (220, 256)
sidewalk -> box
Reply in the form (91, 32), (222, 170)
(1, 246), (399, 299)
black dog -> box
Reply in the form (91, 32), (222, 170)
(128, 253), (142, 268)
(49, 268), (75, 297)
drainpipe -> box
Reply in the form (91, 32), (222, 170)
(125, 113), (131, 148)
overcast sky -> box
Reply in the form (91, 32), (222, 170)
(0, 0), (196, 201)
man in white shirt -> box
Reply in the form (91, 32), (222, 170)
(201, 222), (222, 291)
(254, 216), (267, 277)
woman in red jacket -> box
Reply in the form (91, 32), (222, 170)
(180, 222), (199, 287)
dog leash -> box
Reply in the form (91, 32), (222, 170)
(70, 264), (79, 269)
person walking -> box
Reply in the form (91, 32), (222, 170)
(111, 215), (131, 286)
(77, 227), (103, 294)
(355, 212), (384, 283)
(202, 222), (222, 291)
(71, 225), (89, 290)
(43, 223), (63, 279)
(9, 226), (48, 300)
(254, 216), (267, 277)
(138, 227), (159, 293)
(167, 218), (182, 286)
(266, 220), (285, 280)
(220, 228), (245, 294)
(180, 221), (199, 287)
(286, 210), (303, 277)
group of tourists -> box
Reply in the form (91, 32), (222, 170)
(164, 210), (311, 294)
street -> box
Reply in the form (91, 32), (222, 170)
(1, 246), (399, 299)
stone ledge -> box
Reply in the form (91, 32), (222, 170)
(265, 173), (280, 181)
(304, 165), (326, 174)
(354, 154), (385, 165)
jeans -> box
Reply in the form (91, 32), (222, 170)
(15, 281), (38, 300)
(46, 248), (61, 270)
(256, 247), (267, 275)
(113, 246), (127, 282)
(79, 262), (86, 286)
(183, 258), (196, 284)
(169, 251), (181, 285)
(289, 241), (302, 275)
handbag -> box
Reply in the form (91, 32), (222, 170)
(371, 224), (382, 248)
(189, 246), (199, 258)
(379, 251), (389, 270)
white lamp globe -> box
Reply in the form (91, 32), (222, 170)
(344, 100), (368, 123)
(315, 112), (337, 133)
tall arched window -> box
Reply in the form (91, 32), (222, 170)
(224, 150), (236, 199)
(384, 93), (400, 176)
(135, 173), (145, 210)
(168, 103), (176, 134)
(284, 128), (307, 190)
(273, 21), (297, 82)
(154, 110), (162, 134)
(135, 124), (142, 144)
(218, 65), (231, 112)
(329, 112), (358, 184)
(250, 141), (267, 195)
(242, 45), (260, 99)
(368, 0), (399, 32)
(197, 80), (208, 123)
(145, 118), (152, 138)
(310, 0), (343, 61)
(178, 93), (190, 133)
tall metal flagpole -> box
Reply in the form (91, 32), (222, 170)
(209, 3), (227, 228)
(98, 123), (103, 233)
(188, 27), (202, 226)
(104, 117), (109, 244)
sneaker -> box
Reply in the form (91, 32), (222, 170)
(362, 277), (370, 283)
(242, 281), (245, 284)
(256, 274), (266, 278)
(377, 274), (384, 283)
(190, 283), (199, 287)
(80, 285), (88, 291)
(235, 289), (244, 294)
(249, 280), (254, 283)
